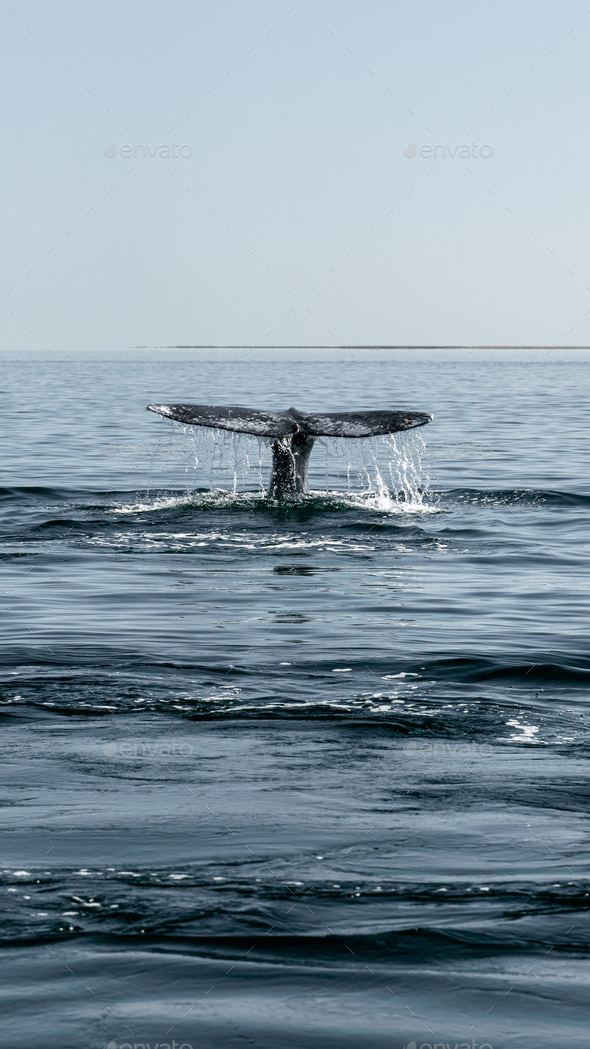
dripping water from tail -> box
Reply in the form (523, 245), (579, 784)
(148, 424), (430, 509)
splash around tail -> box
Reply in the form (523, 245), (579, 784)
(147, 403), (433, 499)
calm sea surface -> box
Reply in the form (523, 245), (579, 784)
(2, 349), (589, 1049)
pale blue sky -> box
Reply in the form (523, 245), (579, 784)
(2, 0), (589, 354)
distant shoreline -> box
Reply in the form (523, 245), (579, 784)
(132, 345), (590, 350)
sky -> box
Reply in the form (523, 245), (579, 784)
(2, 0), (590, 355)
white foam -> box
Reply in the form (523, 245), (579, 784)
(506, 719), (540, 742)
(382, 672), (419, 679)
(111, 489), (440, 517)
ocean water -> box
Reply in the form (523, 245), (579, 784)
(2, 349), (589, 1049)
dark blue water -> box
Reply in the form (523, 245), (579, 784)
(2, 350), (589, 1049)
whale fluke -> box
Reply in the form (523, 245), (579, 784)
(147, 404), (432, 437)
(147, 403), (296, 438)
(284, 409), (432, 438)
(146, 403), (432, 498)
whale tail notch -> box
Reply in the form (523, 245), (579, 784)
(146, 403), (432, 498)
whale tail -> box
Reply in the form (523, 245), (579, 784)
(147, 403), (432, 438)
(146, 403), (432, 497)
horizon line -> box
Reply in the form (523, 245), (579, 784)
(131, 344), (590, 350)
